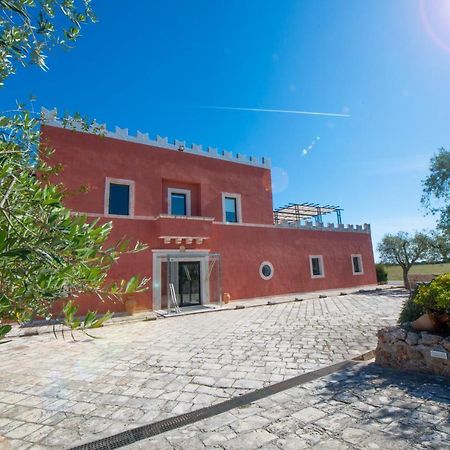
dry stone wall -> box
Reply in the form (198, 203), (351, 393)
(375, 326), (449, 377)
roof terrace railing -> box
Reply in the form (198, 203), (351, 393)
(273, 202), (343, 225)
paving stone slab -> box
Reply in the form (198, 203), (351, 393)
(127, 363), (450, 450)
(0, 291), (405, 449)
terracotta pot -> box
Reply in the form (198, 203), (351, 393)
(125, 298), (137, 315)
(411, 313), (440, 332)
(437, 313), (449, 326)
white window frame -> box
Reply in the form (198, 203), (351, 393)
(351, 254), (364, 275)
(222, 192), (242, 223)
(168, 188), (191, 216)
(259, 261), (274, 280)
(309, 255), (325, 278)
(104, 177), (135, 217)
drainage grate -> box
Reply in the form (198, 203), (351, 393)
(70, 358), (360, 450)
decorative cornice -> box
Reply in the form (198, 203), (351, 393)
(159, 236), (209, 245)
(157, 214), (215, 222)
(74, 211), (371, 234)
(41, 107), (271, 169)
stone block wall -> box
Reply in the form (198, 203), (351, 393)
(375, 326), (450, 377)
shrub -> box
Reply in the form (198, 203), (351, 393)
(414, 273), (450, 315)
(376, 264), (388, 283)
(398, 286), (426, 324)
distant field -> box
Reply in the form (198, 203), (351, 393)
(385, 263), (450, 281)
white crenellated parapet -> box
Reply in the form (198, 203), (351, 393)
(236, 153), (248, 162)
(191, 143), (203, 153)
(174, 139), (186, 149)
(40, 106), (272, 168)
(70, 118), (84, 131)
(136, 131), (150, 144)
(41, 107), (58, 125)
(278, 220), (371, 234)
(92, 120), (107, 133)
(261, 157), (271, 167)
(114, 127), (128, 139)
(156, 135), (169, 146)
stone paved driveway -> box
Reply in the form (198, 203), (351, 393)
(0, 290), (404, 449)
(129, 363), (450, 450)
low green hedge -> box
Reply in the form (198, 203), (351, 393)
(398, 273), (450, 329)
(375, 264), (388, 283)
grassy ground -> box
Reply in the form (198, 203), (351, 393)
(385, 263), (450, 281)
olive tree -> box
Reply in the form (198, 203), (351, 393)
(422, 148), (450, 234)
(0, 1), (149, 339)
(377, 232), (431, 289)
(428, 229), (450, 263)
(0, 0), (96, 86)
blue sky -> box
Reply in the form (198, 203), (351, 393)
(3, 0), (450, 258)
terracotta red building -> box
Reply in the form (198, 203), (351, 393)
(42, 107), (377, 315)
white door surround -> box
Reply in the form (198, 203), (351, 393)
(152, 249), (210, 310)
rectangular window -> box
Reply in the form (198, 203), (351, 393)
(168, 188), (191, 216)
(225, 197), (238, 223)
(352, 255), (364, 275)
(171, 193), (187, 215)
(310, 255), (324, 278)
(222, 193), (241, 223)
(108, 183), (130, 216)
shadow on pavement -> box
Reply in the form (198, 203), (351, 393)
(356, 287), (408, 299)
(313, 362), (450, 446)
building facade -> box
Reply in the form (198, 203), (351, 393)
(42, 108), (377, 315)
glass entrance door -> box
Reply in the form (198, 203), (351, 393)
(178, 261), (201, 306)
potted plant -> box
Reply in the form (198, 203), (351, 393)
(411, 274), (450, 333)
(124, 295), (138, 315)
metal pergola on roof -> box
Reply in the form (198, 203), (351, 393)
(273, 202), (343, 225)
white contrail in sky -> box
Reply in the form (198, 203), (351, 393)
(194, 105), (350, 118)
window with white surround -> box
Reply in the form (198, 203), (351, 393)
(222, 193), (242, 223)
(351, 254), (364, 275)
(259, 261), (274, 280)
(168, 188), (191, 216)
(105, 178), (134, 216)
(309, 255), (324, 278)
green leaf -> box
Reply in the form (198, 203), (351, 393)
(0, 324), (12, 339)
(0, 248), (32, 258)
(0, 296), (11, 314)
(89, 311), (113, 329)
(82, 311), (96, 329)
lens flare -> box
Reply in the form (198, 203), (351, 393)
(419, 0), (450, 55)
(271, 167), (289, 194)
(301, 136), (321, 156)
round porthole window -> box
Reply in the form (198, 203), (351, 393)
(259, 261), (274, 280)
